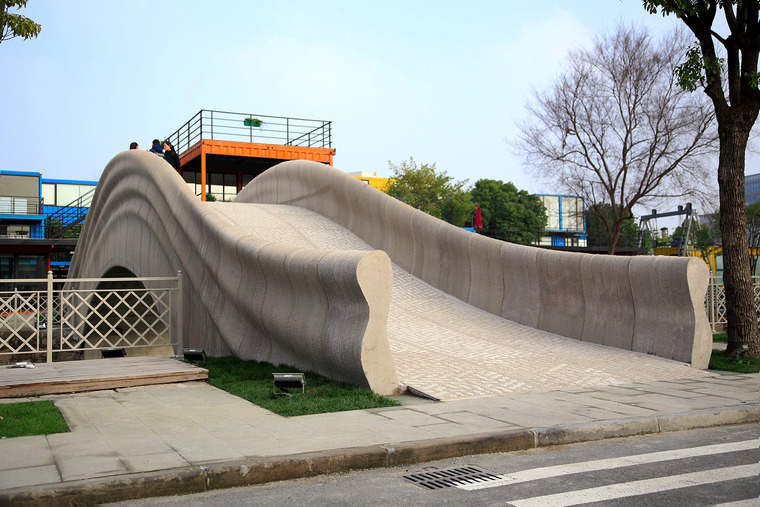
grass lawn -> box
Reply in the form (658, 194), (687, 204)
(196, 356), (400, 417)
(0, 400), (68, 438)
(709, 349), (760, 373)
(712, 333), (728, 343)
(710, 334), (760, 373)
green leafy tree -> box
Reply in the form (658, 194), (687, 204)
(1, 1), (41, 44)
(694, 222), (719, 273)
(46, 217), (84, 239)
(672, 216), (719, 272)
(384, 158), (475, 226)
(639, 228), (656, 254)
(586, 204), (638, 249)
(672, 217), (697, 246)
(643, 1), (760, 357)
(470, 179), (547, 245)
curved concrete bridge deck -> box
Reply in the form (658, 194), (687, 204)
(69, 152), (713, 400)
(211, 203), (712, 400)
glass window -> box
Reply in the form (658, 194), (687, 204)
(182, 171), (201, 196)
(206, 172), (238, 201)
(8, 225), (30, 237)
(223, 173), (237, 199)
(79, 185), (95, 206)
(208, 173), (224, 198)
(183, 171), (243, 200)
(17, 255), (45, 279)
(541, 196), (560, 231)
(57, 184), (81, 205)
(0, 254), (13, 279)
(0, 197), (12, 214)
(561, 196), (584, 232)
(241, 173), (255, 188)
(42, 183), (56, 206)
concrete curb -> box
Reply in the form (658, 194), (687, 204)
(535, 405), (760, 446)
(2, 405), (758, 506)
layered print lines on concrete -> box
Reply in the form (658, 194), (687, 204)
(212, 191), (704, 399)
(211, 197), (712, 401)
(69, 156), (714, 400)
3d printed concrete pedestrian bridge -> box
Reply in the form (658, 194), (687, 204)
(69, 151), (713, 400)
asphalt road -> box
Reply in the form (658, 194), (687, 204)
(106, 424), (760, 506)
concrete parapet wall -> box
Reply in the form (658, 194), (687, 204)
(69, 151), (399, 394)
(236, 160), (711, 368)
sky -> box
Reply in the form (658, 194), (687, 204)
(0, 0), (709, 216)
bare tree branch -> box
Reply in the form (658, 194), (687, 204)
(512, 23), (718, 254)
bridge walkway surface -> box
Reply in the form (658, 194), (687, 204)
(210, 202), (713, 401)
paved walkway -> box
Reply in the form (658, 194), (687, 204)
(0, 372), (757, 504)
(213, 203), (712, 401)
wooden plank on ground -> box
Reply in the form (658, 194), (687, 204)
(0, 356), (208, 397)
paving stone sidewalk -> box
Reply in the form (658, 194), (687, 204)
(0, 373), (757, 505)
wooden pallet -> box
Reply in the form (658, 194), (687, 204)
(0, 356), (208, 398)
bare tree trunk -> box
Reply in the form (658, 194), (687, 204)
(718, 119), (760, 357)
(607, 227), (620, 255)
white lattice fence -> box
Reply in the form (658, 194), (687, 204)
(705, 275), (760, 332)
(0, 290), (45, 355)
(0, 272), (182, 362)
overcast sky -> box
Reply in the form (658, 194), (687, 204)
(0, 0), (704, 205)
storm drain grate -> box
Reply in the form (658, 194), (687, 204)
(403, 466), (503, 490)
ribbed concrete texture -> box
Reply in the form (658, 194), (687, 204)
(71, 154), (713, 400)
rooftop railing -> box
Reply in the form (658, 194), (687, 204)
(0, 196), (42, 216)
(167, 110), (333, 156)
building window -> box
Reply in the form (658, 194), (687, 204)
(183, 171), (239, 201)
(208, 173), (237, 201)
(0, 253), (46, 280)
(41, 182), (95, 207)
(241, 173), (255, 188)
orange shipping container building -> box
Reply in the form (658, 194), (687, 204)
(167, 110), (336, 201)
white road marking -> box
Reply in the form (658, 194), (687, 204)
(457, 439), (759, 491)
(508, 463), (760, 507)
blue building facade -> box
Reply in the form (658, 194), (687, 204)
(0, 171), (96, 279)
(746, 172), (760, 205)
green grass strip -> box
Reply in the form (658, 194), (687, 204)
(708, 349), (760, 373)
(712, 333), (728, 343)
(0, 400), (68, 438)
(198, 356), (400, 417)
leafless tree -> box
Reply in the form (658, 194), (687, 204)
(515, 24), (718, 254)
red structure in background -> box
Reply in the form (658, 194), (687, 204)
(474, 204), (482, 230)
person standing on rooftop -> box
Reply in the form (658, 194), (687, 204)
(149, 139), (164, 155)
(163, 140), (180, 170)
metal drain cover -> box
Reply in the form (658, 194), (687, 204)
(403, 466), (503, 490)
